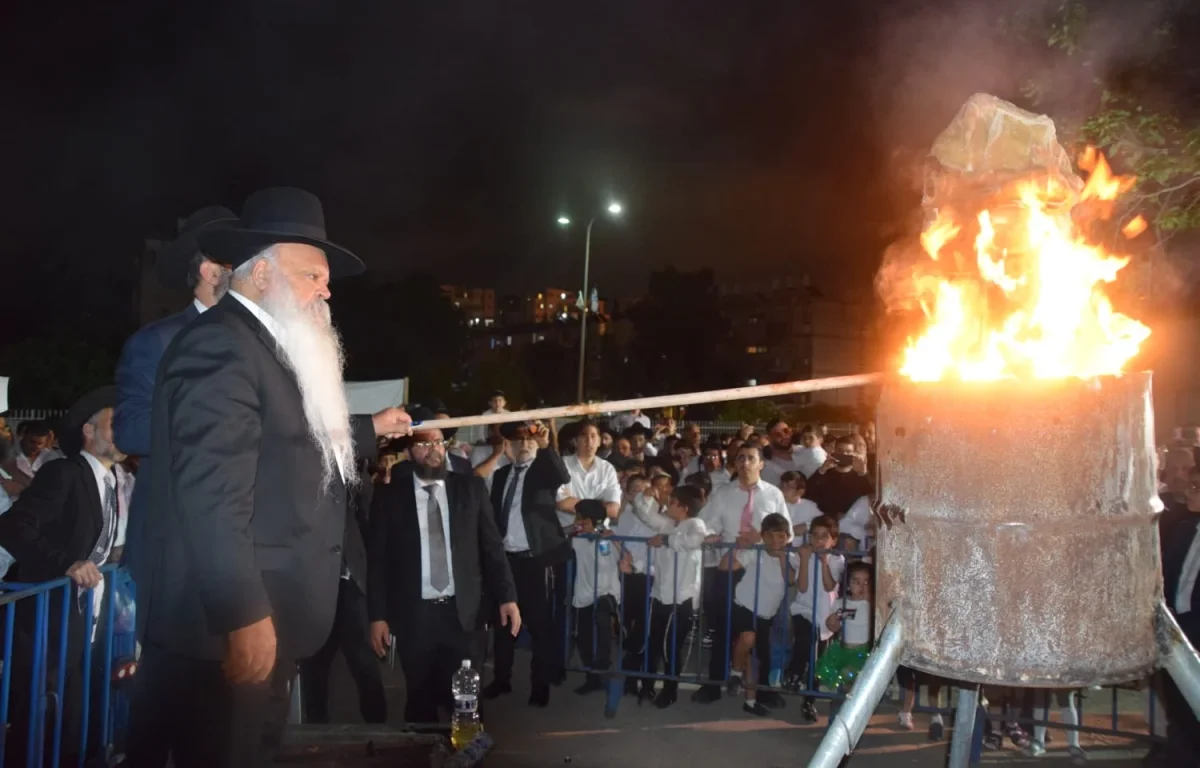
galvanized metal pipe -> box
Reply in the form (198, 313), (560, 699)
(411, 373), (885, 431)
(807, 611), (904, 768)
(1156, 600), (1200, 719)
(947, 685), (981, 768)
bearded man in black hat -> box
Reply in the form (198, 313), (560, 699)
(126, 188), (412, 768)
(0, 386), (125, 766)
(114, 205), (237, 582)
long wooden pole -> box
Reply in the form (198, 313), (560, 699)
(411, 372), (885, 430)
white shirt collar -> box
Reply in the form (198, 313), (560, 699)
(79, 450), (111, 493)
(413, 474), (446, 491)
(193, 298), (210, 315)
(229, 291), (283, 342)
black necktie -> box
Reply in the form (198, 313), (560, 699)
(91, 473), (117, 566)
(502, 465), (527, 524)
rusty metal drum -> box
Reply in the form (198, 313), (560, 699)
(874, 373), (1163, 686)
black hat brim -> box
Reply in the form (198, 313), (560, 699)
(198, 229), (365, 278)
(156, 217), (238, 291)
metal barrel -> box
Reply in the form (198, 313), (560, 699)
(875, 373), (1162, 686)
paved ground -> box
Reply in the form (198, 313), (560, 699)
(317, 648), (1157, 767)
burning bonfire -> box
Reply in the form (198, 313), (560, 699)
(882, 93), (1151, 382)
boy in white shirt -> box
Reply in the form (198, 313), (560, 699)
(643, 485), (708, 708)
(779, 471), (822, 540)
(786, 515), (845, 721)
(571, 500), (622, 698)
(620, 470), (673, 697)
(719, 513), (795, 716)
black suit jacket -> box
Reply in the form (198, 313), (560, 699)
(137, 294), (377, 661)
(367, 465), (517, 632)
(343, 477), (371, 593)
(490, 448), (572, 563)
(1163, 515), (1200, 642)
(0, 455), (103, 583)
(0, 455), (106, 661)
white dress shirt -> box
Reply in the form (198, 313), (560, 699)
(230, 290), (346, 482)
(790, 552), (845, 640)
(557, 455), (622, 527)
(193, 298), (210, 315)
(793, 445), (828, 479)
(761, 451), (800, 488)
(1176, 524), (1200, 615)
(501, 462), (532, 553)
(609, 412), (651, 433)
(80, 451), (117, 631)
(734, 549), (797, 620)
(16, 448), (64, 479)
(650, 517), (708, 606)
(701, 479), (792, 543)
(701, 479), (791, 568)
(613, 497), (660, 574)
(571, 536), (622, 608)
(788, 499), (824, 535)
(413, 474), (455, 599)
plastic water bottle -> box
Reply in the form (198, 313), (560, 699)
(450, 659), (482, 750)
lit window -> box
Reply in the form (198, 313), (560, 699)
(506, 336), (512, 346)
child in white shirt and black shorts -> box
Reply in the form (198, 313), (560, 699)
(720, 512), (795, 716)
(785, 515), (844, 722)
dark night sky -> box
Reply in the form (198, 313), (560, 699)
(3, 0), (1193, 337)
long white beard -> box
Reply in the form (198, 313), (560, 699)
(261, 276), (356, 490)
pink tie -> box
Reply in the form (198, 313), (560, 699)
(739, 486), (756, 533)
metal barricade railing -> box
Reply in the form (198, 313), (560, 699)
(559, 532), (1163, 745)
(0, 563), (132, 768)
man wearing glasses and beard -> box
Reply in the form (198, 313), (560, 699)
(367, 406), (520, 724)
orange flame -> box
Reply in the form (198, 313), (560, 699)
(900, 150), (1150, 381)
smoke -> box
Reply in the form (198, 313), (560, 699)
(865, 0), (1191, 313)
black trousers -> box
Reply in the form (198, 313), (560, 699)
(125, 643), (292, 768)
(787, 614), (827, 700)
(394, 598), (485, 725)
(705, 568), (743, 681)
(298, 578), (387, 724)
(7, 596), (88, 768)
(648, 598), (695, 695)
(549, 556), (571, 680)
(493, 554), (552, 689)
(1163, 616), (1200, 765)
(576, 595), (617, 672)
(620, 572), (650, 676)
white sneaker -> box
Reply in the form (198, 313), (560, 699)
(898, 712), (914, 730)
(1024, 742), (1047, 758)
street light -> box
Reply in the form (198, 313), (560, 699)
(556, 201), (624, 402)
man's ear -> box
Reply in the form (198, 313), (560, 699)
(81, 423), (95, 444)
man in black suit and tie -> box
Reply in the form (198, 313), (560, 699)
(126, 188), (413, 768)
(0, 386), (125, 766)
(366, 407), (520, 723)
(1160, 466), (1200, 765)
(113, 205), (236, 583)
(482, 420), (572, 707)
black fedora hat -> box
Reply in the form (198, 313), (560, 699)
(156, 206), (238, 291)
(59, 385), (118, 455)
(198, 187), (365, 278)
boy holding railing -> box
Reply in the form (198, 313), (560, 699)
(644, 484), (708, 708)
(785, 514), (844, 722)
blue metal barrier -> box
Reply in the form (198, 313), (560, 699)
(0, 563), (131, 768)
(560, 532), (1162, 747)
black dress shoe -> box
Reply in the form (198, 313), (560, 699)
(654, 690), (677, 709)
(574, 674), (605, 696)
(528, 685), (550, 707)
(483, 680), (512, 700)
(756, 690), (786, 709)
(690, 684), (722, 704)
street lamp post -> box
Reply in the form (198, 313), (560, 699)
(558, 202), (622, 403)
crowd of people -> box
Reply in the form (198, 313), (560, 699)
(0, 185), (1194, 768)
